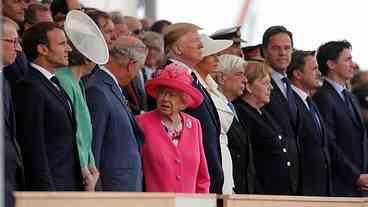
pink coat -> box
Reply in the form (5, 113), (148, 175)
(136, 110), (210, 193)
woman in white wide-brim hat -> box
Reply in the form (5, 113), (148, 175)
(194, 34), (235, 194)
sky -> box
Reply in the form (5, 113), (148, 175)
(81, 0), (368, 69)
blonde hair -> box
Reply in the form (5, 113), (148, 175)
(245, 61), (272, 85)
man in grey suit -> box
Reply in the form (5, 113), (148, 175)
(85, 35), (148, 191)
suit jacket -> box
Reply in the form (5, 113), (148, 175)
(3, 77), (24, 207)
(227, 115), (257, 194)
(186, 73), (223, 193)
(313, 81), (368, 196)
(234, 98), (296, 195)
(263, 79), (300, 194)
(294, 93), (332, 196)
(4, 52), (29, 89)
(85, 69), (143, 192)
(14, 66), (82, 191)
(136, 110), (210, 193)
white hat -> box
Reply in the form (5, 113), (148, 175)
(64, 10), (109, 65)
(200, 34), (233, 57)
(217, 54), (247, 73)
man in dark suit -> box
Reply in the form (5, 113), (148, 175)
(262, 25), (300, 195)
(288, 50), (332, 196)
(314, 40), (368, 197)
(2, 16), (24, 207)
(2, 0), (29, 89)
(85, 35), (147, 191)
(163, 23), (223, 193)
(213, 57), (257, 194)
(14, 22), (83, 191)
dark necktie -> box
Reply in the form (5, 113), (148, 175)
(50, 76), (72, 112)
(281, 77), (297, 124)
(306, 96), (322, 135)
(342, 89), (359, 123)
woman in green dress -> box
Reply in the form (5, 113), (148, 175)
(55, 43), (99, 191)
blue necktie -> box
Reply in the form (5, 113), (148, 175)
(227, 102), (239, 121)
(282, 77), (297, 124)
(342, 89), (359, 123)
(306, 97), (322, 136)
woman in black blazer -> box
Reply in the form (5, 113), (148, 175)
(233, 62), (296, 195)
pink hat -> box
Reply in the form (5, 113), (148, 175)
(145, 63), (204, 108)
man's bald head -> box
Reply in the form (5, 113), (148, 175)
(124, 16), (144, 39)
(107, 35), (148, 86)
(109, 35), (148, 66)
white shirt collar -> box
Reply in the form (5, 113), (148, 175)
(30, 62), (54, 80)
(271, 70), (288, 97)
(100, 65), (120, 87)
(324, 77), (346, 93)
(291, 84), (310, 109)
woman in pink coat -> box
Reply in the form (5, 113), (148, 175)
(136, 63), (210, 193)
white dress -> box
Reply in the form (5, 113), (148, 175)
(194, 72), (235, 194)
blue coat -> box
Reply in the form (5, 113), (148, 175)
(4, 52), (29, 88)
(314, 81), (368, 196)
(85, 69), (143, 192)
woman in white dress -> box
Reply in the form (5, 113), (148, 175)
(194, 34), (235, 193)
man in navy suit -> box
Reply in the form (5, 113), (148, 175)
(288, 50), (332, 196)
(163, 23), (223, 193)
(2, 16), (24, 207)
(85, 35), (147, 191)
(314, 40), (368, 196)
(2, 0), (29, 89)
(262, 25), (301, 195)
(14, 22), (83, 191)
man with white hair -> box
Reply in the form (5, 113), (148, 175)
(85, 35), (148, 191)
(2, 16), (24, 207)
(213, 54), (258, 194)
(164, 23), (223, 193)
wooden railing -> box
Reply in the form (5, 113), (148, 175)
(15, 192), (217, 207)
(15, 192), (368, 207)
(221, 194), (366, 207)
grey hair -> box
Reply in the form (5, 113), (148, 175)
(1, 16), (19, 34)
(110, 41), (148, 65)
(142, 31), (164, 50)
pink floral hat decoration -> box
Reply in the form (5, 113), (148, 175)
(145, 63), (204, 108)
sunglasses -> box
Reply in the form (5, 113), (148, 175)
(132, 28), (144, 35)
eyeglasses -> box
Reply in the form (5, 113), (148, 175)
(132, 28), (144, 35)
(1, 38), (21, 48)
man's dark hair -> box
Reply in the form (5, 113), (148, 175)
(24, 3), (50, 25)
(287, 50), (315, 79)
(68, 41), (90, 66)
(262, 25), (294, 51)
(50, 0), (69, 18)
(150, 20), (172, 34)
(316, 40), (352, 76)
(22, 22), (61, 61)
(86, 10), (111, 29)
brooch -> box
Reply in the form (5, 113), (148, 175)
(185, 120), (192, 128)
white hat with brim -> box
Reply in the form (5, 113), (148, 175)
(200, 34), (233, 57)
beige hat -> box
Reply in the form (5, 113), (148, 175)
(163, 22), (202, 51)
(217, 54), (247, 73)
(200, 34), (233, 57)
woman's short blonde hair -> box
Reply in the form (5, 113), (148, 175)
(245, 61), (272, 85)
